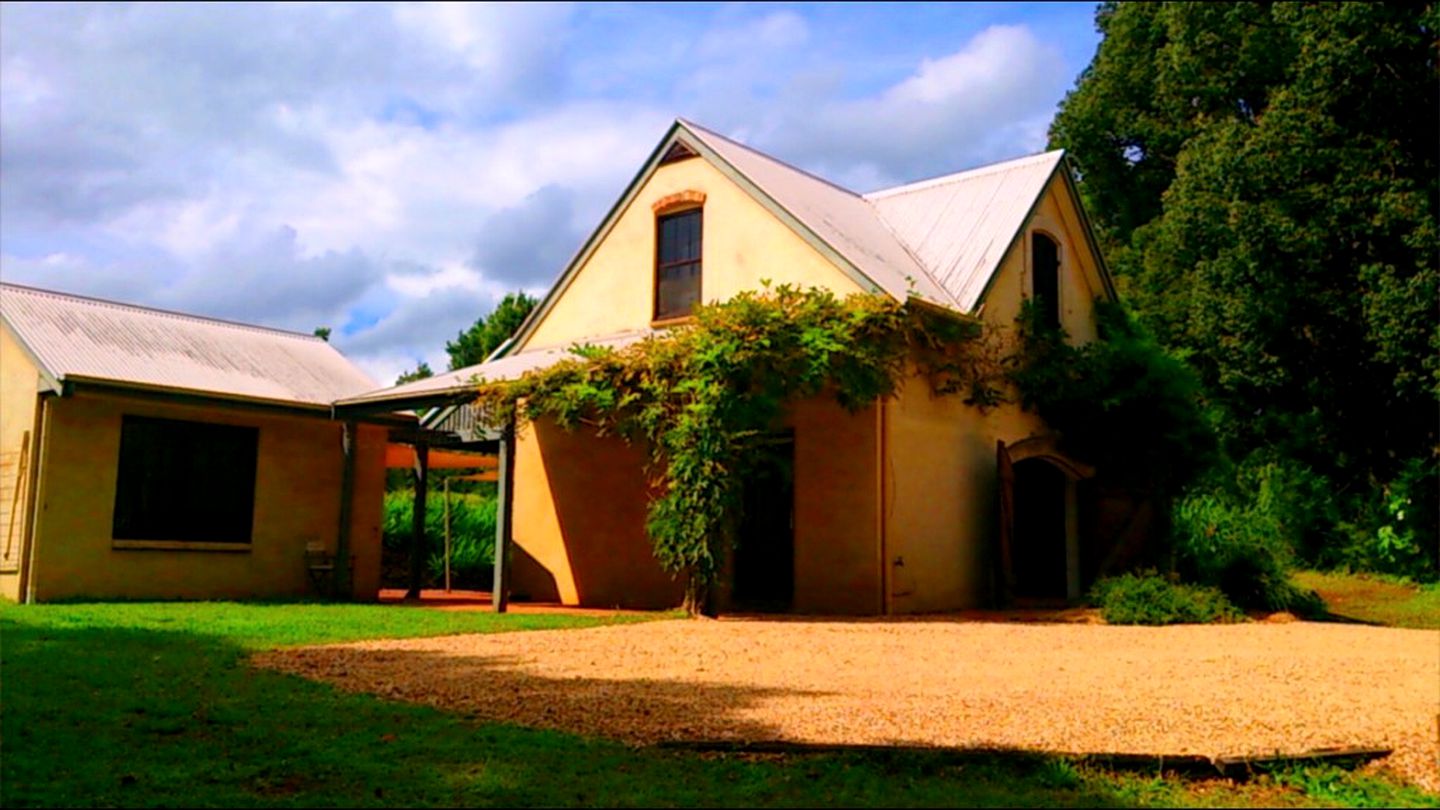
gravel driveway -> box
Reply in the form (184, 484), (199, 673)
(255, 618), (1439, 791)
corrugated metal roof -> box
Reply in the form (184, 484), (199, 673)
(0, 283), (377, 408)
(680, 121), (1065, 314)
(866, 150), (1064, 312)
(336, 329), (651, 407)
(681, 121), (962, 309)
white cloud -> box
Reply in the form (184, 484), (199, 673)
(756, 24), (1070, 189)
(1, 4), (1088, 383)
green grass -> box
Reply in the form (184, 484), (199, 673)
(1295, 570), (1440, 630)
(3, 600), (1435, 808)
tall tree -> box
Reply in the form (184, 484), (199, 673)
(395, 362), (433, 385)
(445, 292), (538, 370)
(1050, 2), (1437, 563)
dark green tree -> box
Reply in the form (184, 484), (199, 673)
(312, 326), (331, 342)
(1051, 2), (1439, 574)
(445, 292), (538, 370)
(395, 362), (433, 385)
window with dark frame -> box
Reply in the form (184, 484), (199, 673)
(655, 208), (702, 320)
(1032, 232), (1061, 330)
(112, 416), (259, 544)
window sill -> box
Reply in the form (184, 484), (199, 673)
(112, 540), (252, 553)
(650, 315), (695, 329)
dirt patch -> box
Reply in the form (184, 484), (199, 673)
(255, 619), (1440, 792)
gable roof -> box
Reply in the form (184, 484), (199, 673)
(505, 119), (1107, 357)
(0, 283), (378, 409)
(681, 121), (960, 308)
(863, 149), (1068, 311)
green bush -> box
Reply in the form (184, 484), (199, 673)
(1010, 300), (1218, 499)
(383, 490), (497, 588)
(1334, 457), (1438, 583)
(1171, 458), (1328, 615)
(1090, 570), (1242, 625)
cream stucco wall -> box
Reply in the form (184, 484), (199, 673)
(883, 175), (1108, 612)
(510, 399), (883, 614)
(979, 177), (1107, 341)
(789, 398), (881, 614)
(24, 391), (386, 602)
(519, 156), (869, 351)
(0, 325), (41, 600)
(510, 418), (685, 609)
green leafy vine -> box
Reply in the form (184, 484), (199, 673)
(473, 284), (1000, 613)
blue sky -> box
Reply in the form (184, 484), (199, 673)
(0, 2), (1102, 383)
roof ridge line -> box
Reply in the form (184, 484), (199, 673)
(679, 119), (862, 199)
(0, 281), (326, 342)
(864, 149), (1065, 201)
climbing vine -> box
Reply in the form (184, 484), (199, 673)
(473, 285), (1001, 614)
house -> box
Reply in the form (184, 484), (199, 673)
(336, 119), (1123, 615)
(0, 283), (399, 603)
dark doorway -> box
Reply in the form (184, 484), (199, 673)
(732, 435), (794, 611)
(1012, 458), (1067, 599)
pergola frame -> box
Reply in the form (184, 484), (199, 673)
(335, 393), (514, 613)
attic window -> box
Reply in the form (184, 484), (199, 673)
(659, 140), (698, 166)
(1032, 232), (1061, 330)
(655, 208), (702, 321)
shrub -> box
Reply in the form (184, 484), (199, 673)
(1334, 457), (1438, 583)
(382, 490), (497, 588)
(1090, 570), (1242, 625)
(1010, 299), (1218, 499)
(1171, 458), (1328, 615)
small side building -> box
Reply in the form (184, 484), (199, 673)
(0, 283), (396, 603)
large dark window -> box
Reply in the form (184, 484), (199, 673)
(655, 208), (702, 320)
(113, 416), (259, 543)
(1032, 232), (1061, 330)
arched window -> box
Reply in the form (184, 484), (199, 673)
(1031, 232), (1060, 330)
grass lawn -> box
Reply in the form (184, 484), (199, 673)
(1295, 570), (1440, 630)
(2, 600), (1435, 808)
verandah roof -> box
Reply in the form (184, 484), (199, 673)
(333, 329), (651, 414)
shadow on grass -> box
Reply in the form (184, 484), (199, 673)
(1, 616), (1160, 808)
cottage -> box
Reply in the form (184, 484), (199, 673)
(338, 119), (1122, 615)
(0, 284), (398, 602)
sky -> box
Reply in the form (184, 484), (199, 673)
(0, 2), (1103, 385)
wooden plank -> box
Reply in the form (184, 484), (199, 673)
(4, 432), (30, 564)
(1213, 747), (1393, 780)
(655, 741), (1392, 781)
(655, 741), (1219, 776)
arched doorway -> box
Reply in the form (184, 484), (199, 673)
(996, 437), (1094, 605)
(1012, 458), (1068, 599)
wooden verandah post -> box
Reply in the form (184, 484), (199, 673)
(406, 440), (429, 600)
(332, 421), (358, 599)
(492, 417), (515, 613)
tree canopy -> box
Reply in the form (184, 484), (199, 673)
(394, 362), (434, 386)
(1050, 2), (1437, 576)
(445, 292), (538, 370)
